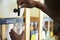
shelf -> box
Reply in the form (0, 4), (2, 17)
(30, 17), (39, 22)
(0, 18), (23, 24)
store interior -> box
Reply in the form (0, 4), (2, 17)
(0, 0), (58, 40)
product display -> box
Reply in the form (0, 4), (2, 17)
(0, 18), (25, 40)
(30, 22), (38, 40)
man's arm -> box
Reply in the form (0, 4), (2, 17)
(34, 1), (49, 14)
(17, 0), (49, 14)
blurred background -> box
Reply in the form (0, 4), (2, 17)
(0, 0), (57, 40)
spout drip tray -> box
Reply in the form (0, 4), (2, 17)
(0, 18), (23, 24)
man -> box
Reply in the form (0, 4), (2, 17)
(9, 0), (60, 40)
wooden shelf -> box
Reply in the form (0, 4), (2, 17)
(30, 17), (39, 22)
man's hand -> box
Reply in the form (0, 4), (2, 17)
(17, 0), (36, 8)
(9, 29), (21, 40)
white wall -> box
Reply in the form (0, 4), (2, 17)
(0, 0), (19, 18)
